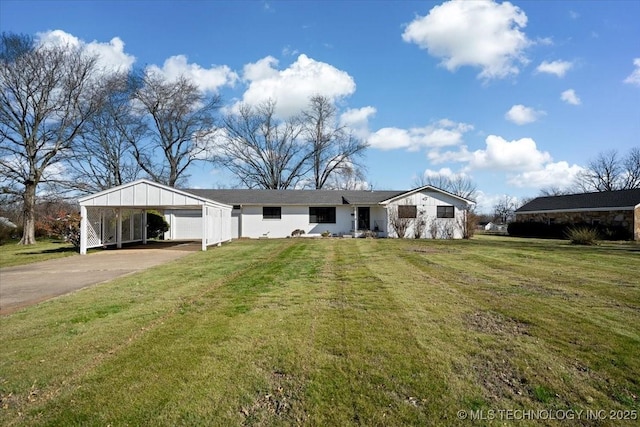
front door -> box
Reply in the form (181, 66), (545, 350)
(357, 207), (370, 230)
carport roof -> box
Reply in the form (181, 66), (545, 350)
(79, 179), (231, 209)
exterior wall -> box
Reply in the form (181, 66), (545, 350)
(164, 207), (233, 244)
(515, 209), (636, 239)
(369, 206), (388, 236)
(386, 190), (468, 239)
(165, 209), (202, 240)
(239, 205), (356, 238)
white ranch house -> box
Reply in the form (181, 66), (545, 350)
(78, 179), (474, 254)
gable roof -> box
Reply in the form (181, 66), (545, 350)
(184, 188), (404, 206)
(378, 185), (475, 205)
(78, 179), (231, 209)
(516, 188), (640, 213)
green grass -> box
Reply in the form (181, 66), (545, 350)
(0, 236), (638, 426)
(0, 239), (76, 268)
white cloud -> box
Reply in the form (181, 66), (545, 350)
(340, 106), (377, 139)
(623, 58), (640, 86)
(468, 135), (552, 171)
(147, 55), (238, 93)
(508, 161), (584, 188)
(422, 167), (472, 182)
(561, 89), (581, 105)
(536, 60), (573, 77)
(368, 120), (473, 151)
(505, 104), (546, 125)
(36, 30), (136, 73)
(402, 0), (530, 79)
(427, 145), (472, 164)
(239, 54), (356, 117)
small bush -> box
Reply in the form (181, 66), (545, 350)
(321, 230), (332, 238)
(0, 224), (15, 245)
(566, 227), (600, 245)
(291, 229), (305, 237)
(147, 211), (169, 239)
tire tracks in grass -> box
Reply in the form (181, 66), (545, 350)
(4, 239), (298, 423)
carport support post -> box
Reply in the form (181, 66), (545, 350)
(353, 205), (358, 237)
(80, 205), (87, 255)
(201, 205), (208, 251)
(116, 208), (122, 249)
(142, 210), (148, 245)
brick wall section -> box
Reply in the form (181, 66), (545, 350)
(516, 209), (638, 240)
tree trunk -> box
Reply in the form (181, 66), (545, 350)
(18, 181), (37, 245)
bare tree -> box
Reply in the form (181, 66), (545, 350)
(219, 100), (308, 189)
(414, 172), (477, 200)
(575, 148), (640, 192)
(66, 73), (143, 193)
(493, 195), (518, 223)
(301, 95), (367, 189)
(622, 147), (640, 189)
(322, 163), (368, 190)
(0, 33), (100, 244)
(538, 186), (572, 196)
(388, 205), (412, 238)
(129, 71), (221, 187)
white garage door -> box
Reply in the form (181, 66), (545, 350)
(168, 210), (202, 240)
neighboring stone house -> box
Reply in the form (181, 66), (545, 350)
(515, 189), (640, 240)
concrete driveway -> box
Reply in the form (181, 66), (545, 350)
(0, 241), (200, 315)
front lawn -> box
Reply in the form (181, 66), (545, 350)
(0, 239), (76, 268)
(0, 237), (638, 426)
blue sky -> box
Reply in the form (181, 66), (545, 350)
(2, 0), (639, 212)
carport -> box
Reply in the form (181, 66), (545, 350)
(78, 179), (232, 255)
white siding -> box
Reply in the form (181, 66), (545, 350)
(386, 190), (469, 239)
(238, 205), (356, 238)
(165, 210), (202, 240)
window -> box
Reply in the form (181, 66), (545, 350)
(398, 205), (417, 218)
(309, 207), (336, 223)
(232, 205), (241, 210)
(436, 205), (454, 218)
(263, 206), (281, 219)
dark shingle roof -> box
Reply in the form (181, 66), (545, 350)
(184, 189), (405, 206)
(516, 188), (640, 212)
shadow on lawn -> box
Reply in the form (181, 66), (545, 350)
(18, 245), (76, 256)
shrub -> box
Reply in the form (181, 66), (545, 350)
(146, 210), (169, 238)
(291, 229), (305, 237)
(321, 230), (332, 238)
(0, 223), (15, 245)
(566, 227), (600, 245)
(39, 211), (82, 247)
(508, 221), (632, 241)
